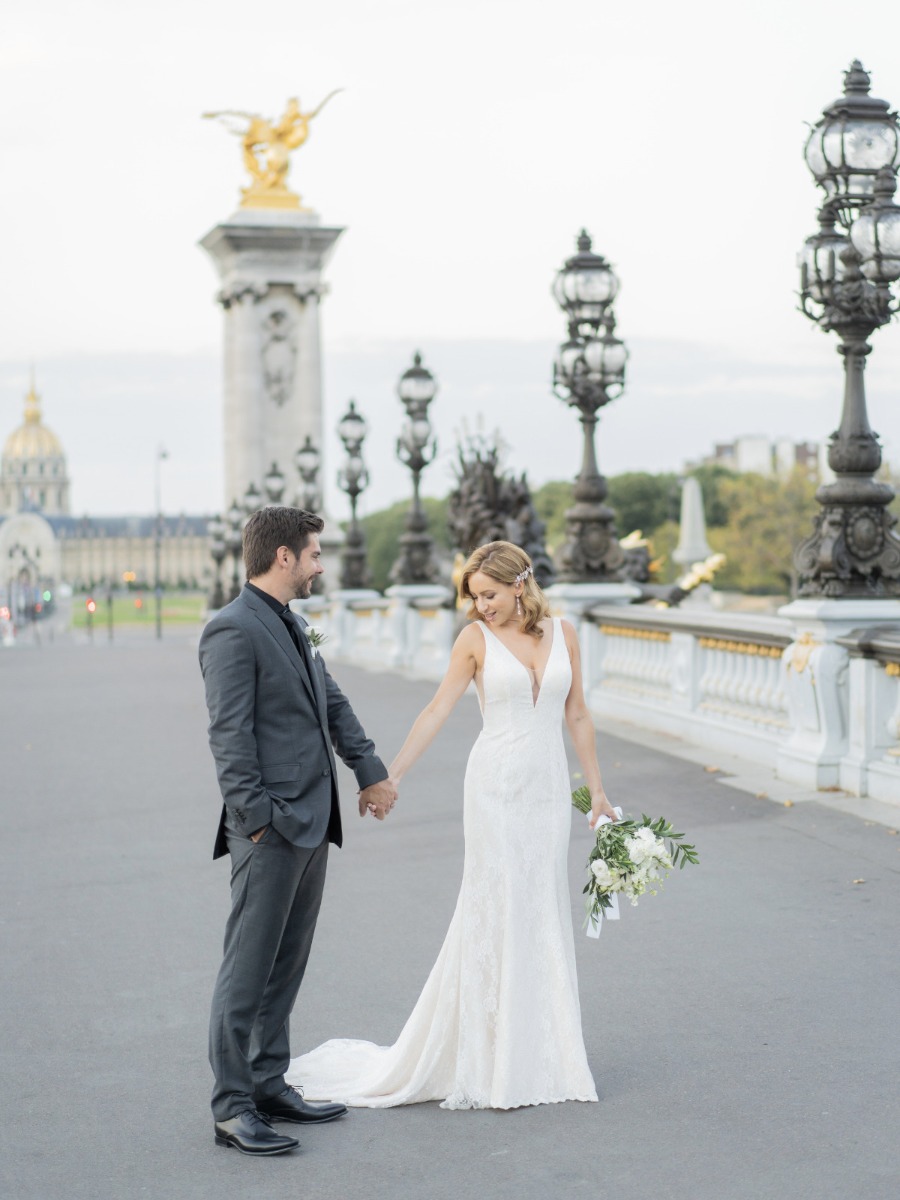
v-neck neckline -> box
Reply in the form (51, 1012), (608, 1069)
(483, 618), (556, 708)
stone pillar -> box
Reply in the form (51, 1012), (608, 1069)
(199, 209), (344, 515)
(546, 581), (640, 690)
(776, 598), (900, 789)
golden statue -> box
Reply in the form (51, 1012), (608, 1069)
(203, 91), (342, 211)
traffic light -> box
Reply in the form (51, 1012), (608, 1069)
(42, 589), (51, 602)
(86, 597), (97, 614)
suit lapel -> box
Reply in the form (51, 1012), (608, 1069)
(290, 611), (329, 725)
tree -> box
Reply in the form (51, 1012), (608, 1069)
(708, 469), (818, 596)
(606, 472), (680, 537)
(531, 481), (572, 554)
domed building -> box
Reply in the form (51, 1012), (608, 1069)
(0, 378), (70, 515)
(0, 378), (214, 617)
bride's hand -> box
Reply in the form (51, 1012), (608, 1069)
(589, 792), (618, 829)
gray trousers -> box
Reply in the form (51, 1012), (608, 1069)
(209, 827), (329, 1120)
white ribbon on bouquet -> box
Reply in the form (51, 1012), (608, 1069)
(585, 807), (623, 938)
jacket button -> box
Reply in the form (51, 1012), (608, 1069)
(321, 767), (330, 777)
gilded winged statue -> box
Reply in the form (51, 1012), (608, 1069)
(204, 91), (342, 209)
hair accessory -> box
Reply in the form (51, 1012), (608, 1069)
(514, 566), (532, 587)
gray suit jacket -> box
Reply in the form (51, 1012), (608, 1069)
(199, 586), (388, 859)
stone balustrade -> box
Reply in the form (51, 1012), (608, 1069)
(581, 606), (793, 765)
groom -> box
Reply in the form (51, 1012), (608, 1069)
(199, 506), (397, 1156)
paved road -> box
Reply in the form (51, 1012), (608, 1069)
(1, 631), (898, 1200)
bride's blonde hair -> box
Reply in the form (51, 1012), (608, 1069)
(459, 541), (550, 638)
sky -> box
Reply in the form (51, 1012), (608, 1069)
(2, 0), (900, 518)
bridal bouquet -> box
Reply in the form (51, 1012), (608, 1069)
(571, 786), (698, 934)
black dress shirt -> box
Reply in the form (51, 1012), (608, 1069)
(244, 583), (309, 664)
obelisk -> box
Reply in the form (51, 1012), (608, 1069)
(200, 95), (344, 514)
(673, 476), (713, 566)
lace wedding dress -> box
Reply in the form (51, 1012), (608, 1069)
(286, 617), (598, 1109)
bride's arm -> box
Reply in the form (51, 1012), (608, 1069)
(389, 623), (481, 784)
(562, 620), (618, 826)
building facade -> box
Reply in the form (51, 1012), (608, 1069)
(0, 381), (214, 600)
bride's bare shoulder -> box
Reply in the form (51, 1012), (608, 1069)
(455, 620), (485, 649)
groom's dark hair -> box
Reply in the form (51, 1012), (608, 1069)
(243, 506), (325, 579)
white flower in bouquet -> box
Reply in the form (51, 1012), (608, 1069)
(624, 827), (660, 864)
(590, 859), (616, 888)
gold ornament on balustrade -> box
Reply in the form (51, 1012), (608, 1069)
(698, 637), (784, 659)
(600, 625), (671, 643)
(203, 91), (343, 211)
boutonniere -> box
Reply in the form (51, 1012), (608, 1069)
(304, 626), (328, 658)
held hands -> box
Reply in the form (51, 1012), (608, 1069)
(589, 791), (619, 830)
(358, 777), (398, 821)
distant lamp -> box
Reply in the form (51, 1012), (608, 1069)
(390, 352), (441, 585)
(551, 230), (628, 582)
(264, 461), (286, 505)
(336, 400), (372, 590)
(294, 436), (321, 511)
(243, 480), (263, 515)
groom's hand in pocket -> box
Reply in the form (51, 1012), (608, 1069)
(250, 825), (269, 843)
(358, 778), (398, 820)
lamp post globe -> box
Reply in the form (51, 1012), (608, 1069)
(804, 60), (900, 228)
(794, 63), (900, 598)
(850, 167), (900, 285)
(397, 351), (438, 409)
(263, 461), (286, 506)
(242, 480), (263, 516)
(338, 399), (368, 454)
(552, 229), (619, 335)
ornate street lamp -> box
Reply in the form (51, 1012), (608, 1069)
(263, 461), (286, 505)
(795, 62), (900, 598)
(294, 436), (322, 511)
(551, 230), (628, 582)
(390, 352), (441, 586)
(207, 515), (227, 609)
(226, 498), (244, 601)
(336, 399), (372, 589)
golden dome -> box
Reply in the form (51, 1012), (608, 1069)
(3, 383), (65, 460)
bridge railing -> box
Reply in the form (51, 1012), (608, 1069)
(580, 605), (793, 766)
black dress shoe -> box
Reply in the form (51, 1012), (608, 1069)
(256, 1084), (348, 1124)
(214, 1108), (300, 1155)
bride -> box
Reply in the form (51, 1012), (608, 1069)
(287, 540), (618, 1110)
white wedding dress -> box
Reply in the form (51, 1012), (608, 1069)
(286, 617), (598, 1109)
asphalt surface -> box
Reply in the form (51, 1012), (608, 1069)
(1, 627), (899, 1200)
